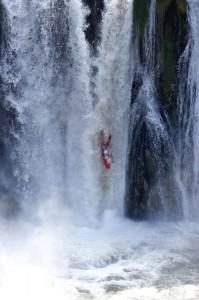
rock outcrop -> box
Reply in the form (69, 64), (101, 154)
(125, 0), (188, 219)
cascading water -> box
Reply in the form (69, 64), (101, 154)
(1, 1), (199, 300)
(92, 0), (134, 214)
(1, 0), (198, 224)
(1, 0), (134, 223)
(1, 0), (190, 222)
(176, 0), (199, 219)
(1, 0), (99, 223)
(126, 0), (182, 219)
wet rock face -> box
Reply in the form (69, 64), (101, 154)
(133, 0), (149, 64)
(156, 0), (188, 122)
(83, 0), (104, 48)
(126, 122), (152, 220)
(126, 0), (188, 220)
(133, 0), (188, 111)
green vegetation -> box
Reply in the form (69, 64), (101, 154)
(157, 0), (172, 18)
(157, 0), (187, 115)
(133, 0), (187, 112)
(133, 0), (149, 39)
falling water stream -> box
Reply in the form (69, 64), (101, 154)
(1, 0), (199, 299)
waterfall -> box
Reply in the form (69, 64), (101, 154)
(125, 0), (183, 219)
(144, 0), (156, 71)
(177, 0), (199, 218)
(93, 0), (134, 214)
(0, 0), (198, 222)
(2, 2), (199, 300)
(0, 0), (134, 222)
(0, 0), (98, 222)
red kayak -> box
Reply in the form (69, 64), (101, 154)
(99, 130), (112, 169)
(102, 153), (111, 169)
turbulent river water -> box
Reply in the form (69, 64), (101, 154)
(2, 217), (199, 300)
(1, 0), (199, 299)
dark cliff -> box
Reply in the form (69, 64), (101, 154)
(125, 0), (188, 219)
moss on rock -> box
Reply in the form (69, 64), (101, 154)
(127, 0), (188, 220)
(157, 0), (172, 16)
(176, 0), (187, 14)
(132, 0), (188, 112)
(156, 0), (188, 119)
(133, 0), (149, 40)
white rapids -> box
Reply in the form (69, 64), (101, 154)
(1, 216), (199, 300)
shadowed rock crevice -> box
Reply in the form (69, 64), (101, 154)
(156, 0), (188, 123)
(83, 0), (104, 49)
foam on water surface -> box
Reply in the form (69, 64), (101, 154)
(0, 213), (199, 299)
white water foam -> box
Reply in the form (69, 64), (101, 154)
(1, 216), (199, 299)
(90, 0), (134, 214)
(1, 1), (199, 300)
